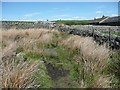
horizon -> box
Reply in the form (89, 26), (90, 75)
(2, 2), (118, 21)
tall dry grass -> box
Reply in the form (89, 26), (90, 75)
(79, 75), (111, 88)
(1, 60), (38, 88)
(60, 35), (111, 88)
(1, 28), (113, 88)
(0, 41), (39, 88)
(2, 28), (59, 41)
(1, 28), (60, 88)
(60, 35), (109, 71)
(2, 28), (60, 53)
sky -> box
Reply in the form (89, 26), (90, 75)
(1, 0), (120, 2)
(2, 2), (119, 21)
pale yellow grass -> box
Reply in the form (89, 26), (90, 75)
(2, 28), (59, 41)
(1, 28), (60, 88)
(60, 35), (110, 72)
(60, 35), (111, 88)
(90, 76), (111, 88)
(79, 75), (111, 88)
(1, 59), (38, 88)
(1, 41), (39, 88)
(2, 28), (60, 53)
(2, 28), (58, 39)
(1, 28), (111, 88)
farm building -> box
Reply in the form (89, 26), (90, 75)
(40, 21), (56, 25)
(90, 16), (120, 26)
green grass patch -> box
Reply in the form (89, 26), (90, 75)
(33, 63), (53, 88)
(16, 47), (24, 53)
(25, 51), (42, 60)
(55, 20), (93, 25)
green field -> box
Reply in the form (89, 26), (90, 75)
(55, 20), (93, 25)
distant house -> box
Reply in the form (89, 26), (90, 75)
(89, 16), (120, 26)
(38, 21), (57, 29)
(89, 16), (108, 25)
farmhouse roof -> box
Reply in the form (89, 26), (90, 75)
(90, 16), (108, 24)
(90, 16), (119, 24)
(99, 16), (120, 24)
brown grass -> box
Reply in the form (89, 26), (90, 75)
(2, 28), (59, 41)
(1, 28), (60, 88)
(60, 35), (111, 88)
(1, 60), (38, 88)
(60, 35), (109, 72)
(1, 28), (112, 88)
(0, 40), (39, 88)
(2, 28), (60, 53)
(79, 75), (111, 88)
(90, 76), (111, 88)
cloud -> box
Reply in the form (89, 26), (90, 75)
(94, 16), (102, 19)
(52, 8), (70, 12)
(24, 12), (40, 17)
(52, 15), (87, 20)
(2, 18), (9, 21)
(53, 14), (69, 18)
(72, 16), (80, 19)
(96, 6), (105, 9)
(111, 14), (118, 16)
(106, 11), (112, 14)
(72, 16), (87, 20)
(60, 14), (69, 17)
(52, 16), (88, 20)
(96, 10), (103, 14)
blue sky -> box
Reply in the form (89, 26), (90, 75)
(2, 0), (120, 2)
(2, 2), (118, 21)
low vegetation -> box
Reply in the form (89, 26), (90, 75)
(55, 20), (92, 25)
(1, 28), (119, 88)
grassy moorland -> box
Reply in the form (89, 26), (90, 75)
(0, 28), (120, 88)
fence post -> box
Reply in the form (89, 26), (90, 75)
(109, 28), (111, 47)
(92, 28), (94, 37)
